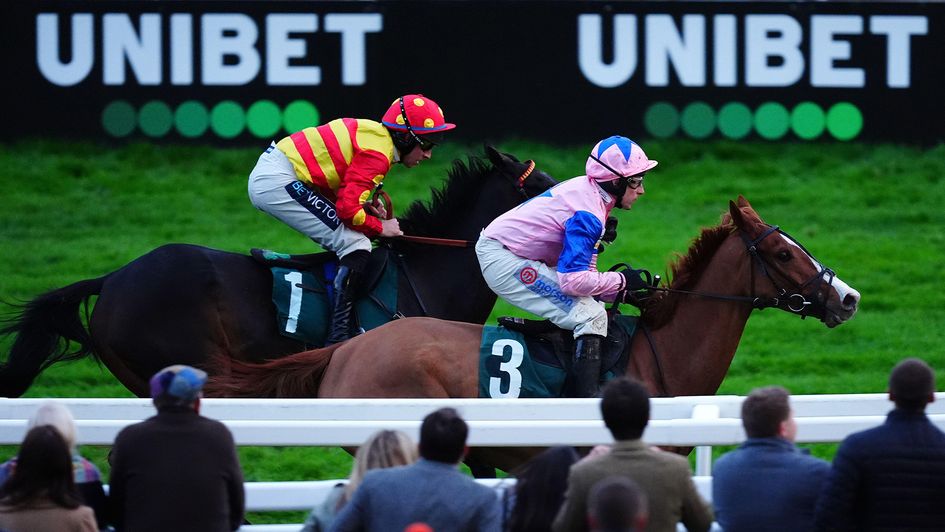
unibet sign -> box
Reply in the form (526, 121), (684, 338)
(36, 12), (383, 87)
(578, 14), (928, 89)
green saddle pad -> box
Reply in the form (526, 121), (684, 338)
(478, 327), (568, 398)
(269, 261), (398, 347)
(478, 315), (638, 398)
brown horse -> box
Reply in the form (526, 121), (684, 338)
(206, 196), (860, 470)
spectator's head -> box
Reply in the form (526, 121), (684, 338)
(889, 358), (936, 412)
(149, 364), (207, 410)
(418, 407), (468, 464)
(741, 386), (796, 441)
(600, 377), (650, 441)
(588, 476), (648, 532)
(508, 446), (581, 532)
(344, 430), (418, 503)
(28, 401), (77, 452)
(0, 425), (81, 510)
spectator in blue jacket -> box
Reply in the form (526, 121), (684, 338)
(814, 357), (945, 531)
(330, 407), (500, 532)
(712, 386), (829, 532)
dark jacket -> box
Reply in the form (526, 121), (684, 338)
(109, 406), (245, 532)
(814, 408), (945, 531)
(713, 437), (829, 532)
(330, 458), (501, 532)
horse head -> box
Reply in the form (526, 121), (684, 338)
(726, 195), (859, 328)
(484, 145), (559, 200)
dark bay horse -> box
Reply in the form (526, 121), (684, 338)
(206, 196), (860, 471)
(0, 147), (557, 398)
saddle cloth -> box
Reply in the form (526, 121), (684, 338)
(478, 314), (638, 398)
(253, 247), (398, 347)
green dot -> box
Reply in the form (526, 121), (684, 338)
(791, 102), (826, 140)
(680, 102), (716, 139)
(102, 101), (136, 138)
(754, 102), (790, 140)
(247, 100), (283, 138)
(138, 100), (173, 138)
(283, 100), (320, 133)
(175, 101), (210, 138)
(210, 101), (246, 139)
(718, 102), (753, 140)
(826, 103), (863, 141)
(643, 102), (679, 139)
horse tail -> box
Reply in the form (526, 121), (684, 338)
(204, 344), (342, 398)
(0, 276), (106, 397)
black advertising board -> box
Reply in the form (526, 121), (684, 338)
(4, 1), (944, 144)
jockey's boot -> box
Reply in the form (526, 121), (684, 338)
(572, 334), (605, 398)
(325, 265), (361, 345)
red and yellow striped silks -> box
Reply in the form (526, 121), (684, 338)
(276, 118), (394, 236)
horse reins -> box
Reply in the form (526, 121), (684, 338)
(393, 160), (537, 249)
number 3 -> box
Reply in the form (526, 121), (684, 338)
(489, 339), (524, 398)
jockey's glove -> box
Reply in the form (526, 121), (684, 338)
(620, 267), (653, 292)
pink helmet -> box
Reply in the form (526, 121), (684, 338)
(586, 136), (658, 182)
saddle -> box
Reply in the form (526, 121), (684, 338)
(497, 313), (635, 386)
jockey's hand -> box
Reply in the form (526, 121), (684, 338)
(366, 202), (388, 219)
(619, 267), (655, 307)
(380, 218), (403, 237)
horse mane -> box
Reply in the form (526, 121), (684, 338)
(641, 222), (736, 329)
(398, 155), (494, 237)
(203, 347), (339, 398)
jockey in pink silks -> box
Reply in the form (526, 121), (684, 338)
(475, 136), (658, 397)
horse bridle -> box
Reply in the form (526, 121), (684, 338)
(641, 224), (835, 320)
(634, 223), (836, 398)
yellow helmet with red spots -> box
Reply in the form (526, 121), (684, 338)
(382, 94), (456, 137)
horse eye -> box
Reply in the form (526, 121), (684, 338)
(776, 250), (792, 262)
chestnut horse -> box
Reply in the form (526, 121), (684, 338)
(0, 147), (557, 397)
(206, 196), (859, 471)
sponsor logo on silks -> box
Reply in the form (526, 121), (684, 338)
(516, 266), (575, 312)
(284, 181), (341, 230)
(519, 266), (538, 285)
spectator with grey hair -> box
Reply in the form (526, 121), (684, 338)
(109, 364), (245, 532)
(0, 401), (108, 529)
(588, 476), (648, 532)
(553, 377), (712, 532)
(712, 386), (829, 532)
(814, 357), (945, 531)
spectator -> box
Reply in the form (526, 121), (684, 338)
(302, 429), (418, 531)
(815, 357), (945, 531)
(552, 377), (712, 532)
(0, 401), (108, 529)
(330, 407), (501, 532)
(588, 476), (648, 532)
(109, 364), (245, 532)
(712, 386), (829, 532)
(0, 425), (97, 532)
(504, 445), (579, 532)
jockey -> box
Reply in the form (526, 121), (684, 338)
(248, 95), (456, 344)
(475, 136), (657, 397)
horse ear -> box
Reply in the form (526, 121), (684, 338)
(485, 145), (509, 169)
(728, 200), (746, 229)
(737, 195), (751, 208)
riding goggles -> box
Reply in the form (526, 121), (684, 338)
(589, 154), (645, 189)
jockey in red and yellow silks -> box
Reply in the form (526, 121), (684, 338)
(248, 94), (456, 345)
(276, 118), (394, 237)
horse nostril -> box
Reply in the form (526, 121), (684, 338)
(842, 292), (860, 310)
